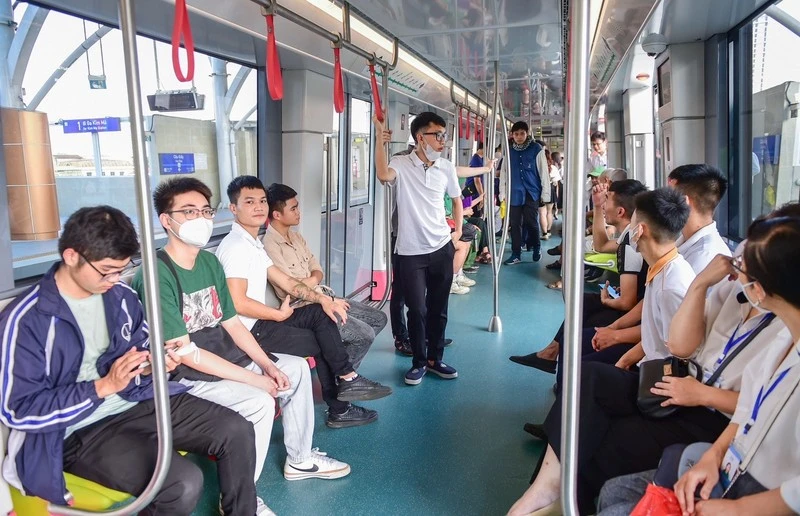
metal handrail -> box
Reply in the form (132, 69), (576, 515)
(560, 0), (591, 513)
(486, 61), (511, 333)
(49, 0), (174, 512)
(376, 58), (395, 310)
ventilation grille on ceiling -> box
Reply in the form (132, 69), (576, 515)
(561, 0), (569, 98)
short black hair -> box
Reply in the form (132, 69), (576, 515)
(668, 164), (728, 215)
(591, 131), (606, 142)
(476, 141), (484, 151)
(59, 206), (139, 262)
(227, 175), (266, 204)
(744, 208), (800, 307)
(552, 151), (562, 161)
(153, 177), (212, 216)
(410, 112), (446, 140)
(266, 183), (298, 219)
(511, 121), (529, 133)
(609, 179), (648, 219)
(633, 187), (690, 243)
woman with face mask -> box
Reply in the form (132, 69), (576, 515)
(507, 206), (800, 516)
(597, 207), (800, 516)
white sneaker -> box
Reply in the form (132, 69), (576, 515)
(257, 497), (276, 516)
(220, 496), (276, 516)
(456, 274), (476, 287)
(283, 448), (351, 481)
(450, 281), (470, 294)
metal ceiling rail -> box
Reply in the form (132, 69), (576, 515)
(49, 0), (175, 512)
(560, 0), (591, 512)
(251, 0), (395, 70)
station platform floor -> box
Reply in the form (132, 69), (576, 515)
(193, 238), (567, 516)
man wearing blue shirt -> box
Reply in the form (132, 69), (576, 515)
(504, 122), (551, 264)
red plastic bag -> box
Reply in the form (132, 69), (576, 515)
(630, 484), (682, 516)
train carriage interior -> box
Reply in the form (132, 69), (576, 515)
(0, 0), (799, 514)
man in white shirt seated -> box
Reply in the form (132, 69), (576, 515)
(262, 183), (387, 370)
(215, 176), (391, 430)
(668, 164), (732, 271)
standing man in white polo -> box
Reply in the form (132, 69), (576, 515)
(373, 111), (461, 385)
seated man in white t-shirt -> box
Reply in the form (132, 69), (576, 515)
(668, 163), (732, 270)
(508, 187), (696, 516)
(215, 176), (391, 430)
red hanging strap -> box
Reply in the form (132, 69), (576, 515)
(333, 47), (344, 113)
(265, 14), (284, 100)
(171, 0), (195, 82)
(459, 107), (466, 136)
(368, 63), (384, 122)
(465, 110), (472, 139)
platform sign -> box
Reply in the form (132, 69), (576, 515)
(88, 74), (107, 89)
(62, 117), (121, 134)
(159, 153), (195, 175)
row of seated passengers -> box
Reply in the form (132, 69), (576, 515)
(0, 176), (401, 515)
(503, 163), (800, 515)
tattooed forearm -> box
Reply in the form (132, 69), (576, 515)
(290, 282), (325, 304)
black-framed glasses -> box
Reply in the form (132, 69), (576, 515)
(167, 208), (216, 220)
(422, 132), (447, 143)
(79, 253), (136, 282)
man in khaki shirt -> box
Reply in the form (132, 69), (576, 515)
(263, 183), (388, 369)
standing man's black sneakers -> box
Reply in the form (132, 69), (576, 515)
(532, 249), (542, 262)
(547, 246), (562, 256)
(443, 338), (453, 347)
(337, 375), (392, 401)
(509, 352), (557, 374)
(325, 404), (378, 428)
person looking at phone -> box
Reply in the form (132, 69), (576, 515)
(215, 176), (391, 430)
(132, 178), (353, 515)
(0, 206), (261, 515)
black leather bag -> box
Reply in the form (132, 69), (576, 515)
(637, 356), (703, 419)
(638, 314), (775, 419)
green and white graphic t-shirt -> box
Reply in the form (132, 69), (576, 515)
(132, 250), (238, 340)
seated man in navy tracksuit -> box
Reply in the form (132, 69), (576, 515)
(0, 206), (258, 515)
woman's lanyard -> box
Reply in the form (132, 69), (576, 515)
(715, 313), (775, 368)
(744, 367), (791, 435)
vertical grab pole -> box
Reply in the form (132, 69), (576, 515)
(49, 0), (174, 511)
(376, 39), (398, 309)
(487, 61), (502, 332)
(561, 0), (591, 514)
(325, 135), (333, 287)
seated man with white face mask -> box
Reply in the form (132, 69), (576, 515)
(132, 178), (351, 516)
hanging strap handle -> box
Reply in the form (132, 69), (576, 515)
(171, 0), (195, 82)
(265, 14), (284, 100)
(333, 46), (345, 113)
(465, 110), (472, 139)
(368, 62), (384, 122)
(476, 117), (483, 142)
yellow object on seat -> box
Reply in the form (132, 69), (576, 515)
(10, 473), (131, 515)
(584, 252), (618, 272)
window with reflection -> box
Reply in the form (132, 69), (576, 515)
(349, 98), (372, 207)
(734, 0), (800, 236)
(322, 110), (340, 212)
(5, 6), (257, 280)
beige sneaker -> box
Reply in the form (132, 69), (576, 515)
(456, 273), (476, 287)
(450, 281), (470, 294)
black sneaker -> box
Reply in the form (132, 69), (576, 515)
(547, 246), (561, 256)
(444, 338), (453, 347)
(523, 423), (547, 440)
(394, 337), (413, 356)
(325, 404), (378, 429)
(337, 375), (392, 402)
(532, 249), (541, 262)
(585, 267), (604, 283)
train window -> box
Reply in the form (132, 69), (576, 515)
(349, 98), (372, 207)
(4, 8), (257, 281)
(733, 0), (800, 235)
(322, 110), (341, 212)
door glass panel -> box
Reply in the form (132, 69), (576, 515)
(322, 112), (340, 212)
(349, 98), (372, 207)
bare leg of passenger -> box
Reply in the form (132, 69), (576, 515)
(507, 445), (561, 516)
(453, 239), (470, 273)
(536, 341), (559, 360)
(538, 206), (548, 235)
